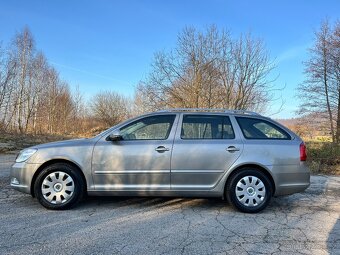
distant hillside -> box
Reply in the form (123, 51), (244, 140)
(275, 118), (300, 127)
(275, 115), (331, 141)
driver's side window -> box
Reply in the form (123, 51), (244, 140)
(120, 115), (176, 140)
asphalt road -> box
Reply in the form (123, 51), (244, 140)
(0, 154), (339, 255)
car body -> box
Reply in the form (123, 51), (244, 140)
(10, 109), (310, 213)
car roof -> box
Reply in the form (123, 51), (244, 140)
(153, 108), (262, 117)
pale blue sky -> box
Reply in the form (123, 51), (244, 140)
(1, 0), (339, 118)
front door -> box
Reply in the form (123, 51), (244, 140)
(92, 114), (178, 191)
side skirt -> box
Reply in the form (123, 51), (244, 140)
(87, 189), (223, 198)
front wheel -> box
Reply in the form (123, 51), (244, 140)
(226, 169), (272, 213)
(34, 163), (84, 210)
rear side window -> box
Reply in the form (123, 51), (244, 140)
(181, 115), (235, 139)
(236, 117), (291, 140)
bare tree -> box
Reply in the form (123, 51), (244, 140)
(330, 21), (340, 142)
(12, 27), (35, 133)
(90, 91), (131, 127)
(135, 25), (276, 113)
(133, 83), (155, 114)
(0, 42), (16, 130)
(70, 85), (87, 134)
(297, 20), (340, 143)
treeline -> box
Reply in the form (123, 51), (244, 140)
(0, 28), (88, 135)
(1, 26), (278, 136)
(3, 22), (339, 140)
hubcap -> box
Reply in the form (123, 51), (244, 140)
(247, 187), (255, 196)
(235, 176), (266, 207)
(53, 183), (63, 192)
(41, 171), (75, 204)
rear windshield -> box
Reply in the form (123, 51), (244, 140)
(236, 117), (291, 140)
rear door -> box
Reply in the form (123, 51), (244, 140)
(170, 114), (243, 190)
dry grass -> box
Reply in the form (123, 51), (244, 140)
(0, 133), (77, 153)
(306, 142), (340, 175)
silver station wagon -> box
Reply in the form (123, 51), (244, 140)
(10, 109), (310, 213)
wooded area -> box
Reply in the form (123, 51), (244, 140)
(0, 28), (88, 135)
(1, 21), (340, 147)
(0, 26), (278, 136)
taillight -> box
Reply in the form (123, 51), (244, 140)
(300, 142), (307, 161)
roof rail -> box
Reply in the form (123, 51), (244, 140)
(157, 108), (261, 116)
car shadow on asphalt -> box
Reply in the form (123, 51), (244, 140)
(77, 196), (228, 210)
(328, 217), (340, 254)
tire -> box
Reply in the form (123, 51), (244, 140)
(34, 163), (85, 210)
(226, 168), (272, 213)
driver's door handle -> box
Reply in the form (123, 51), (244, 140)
(155, 146), (170, 153)
(226, 146), (240, 152)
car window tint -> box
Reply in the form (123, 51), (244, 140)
(181, 115), (235, 139)
(236, 117), (290, 140)
(120, 115), (176, 140)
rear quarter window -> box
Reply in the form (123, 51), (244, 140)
(236, 117), (291, 140)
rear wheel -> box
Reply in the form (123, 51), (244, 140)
(226, 168), (272, 213)
(34, 163), (84, 210)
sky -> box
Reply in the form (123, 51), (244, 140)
(0, 0), (339, 118)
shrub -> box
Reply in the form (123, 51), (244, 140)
(306, 142), (340, 175)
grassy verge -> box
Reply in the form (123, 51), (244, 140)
(306, 142), (340, 175)
(0, 133), (77, 153)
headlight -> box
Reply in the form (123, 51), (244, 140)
(16, 149), (38, 163)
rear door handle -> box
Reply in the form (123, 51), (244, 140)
(226, 146), (240, 152)
(155, 146), (170, 153)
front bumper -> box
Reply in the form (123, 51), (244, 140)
(10, 162), (41, 195)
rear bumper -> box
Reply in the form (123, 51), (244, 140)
(10, 162), (40, 195)
(272, 162), (310, 196)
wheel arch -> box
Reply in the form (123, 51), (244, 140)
(224, 163), (276, 196)
(30, 159), (87, 197)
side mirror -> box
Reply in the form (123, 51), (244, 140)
(106, 130), (122, 141)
